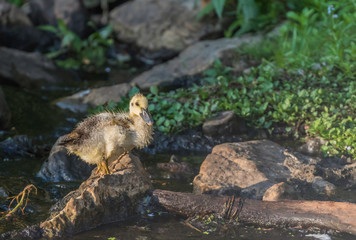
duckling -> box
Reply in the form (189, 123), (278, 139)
(61, 93), (154, 175)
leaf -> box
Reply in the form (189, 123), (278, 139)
(37, 25), (58, 35)
(211, 0), (226, 19)
(197, 3), (215, 20)
(150, 85), (159, 95)
(45, 49), (66, 59)
(156, 116), (165, 126)
(129, 86), (140, 98)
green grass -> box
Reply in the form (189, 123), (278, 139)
(93, 0), (356, 159)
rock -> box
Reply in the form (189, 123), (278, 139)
(0, 0), (32, 27)
(262, 182), (299, 201)
(0, 135), (37, 157)
(0, 87), (11, 129)
(0, 186), (8, 198)
(28, 0), (87, 36)
(0, 47), (72, 88)
(157, 162), (194, 175)
(40, 153), (153, 238)
(55, 83), (131, 113)
(202, 111), (247, 137)
(28, 0), (56, 26)
(193, 140), (291, 199)
(131, 35), (262, 90)
(110, 0), (220, 55)
(37, 135), (94, 182)
(312, 176), (336, 196)
(0, 26), (54, 52)
(53, 0), (88, 36)
(299, 137), (327, 155)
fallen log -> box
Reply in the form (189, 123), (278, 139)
(152, 189), (356, 235)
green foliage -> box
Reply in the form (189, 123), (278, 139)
(6, 0), (24, 7)
(198, 0), (306, 37)
(38, 20), (114, 72)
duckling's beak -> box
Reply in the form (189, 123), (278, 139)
(140, 108), (154, 126)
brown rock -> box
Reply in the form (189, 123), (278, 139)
(202, 111), (246, 137)
(0, 87), (11, 129)
(193, 140), (291, 198)
(131, 35), (262, 90)
(40, 153), (153, 238)
(110, 0), (220, 54)
(263, 182), (299, 201)
(55, 83), (131, 112)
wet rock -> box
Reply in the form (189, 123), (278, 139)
(28, 0), (88, 36)
(37, 135), (94, 182)
(312, 176), (336, 196)
(0, 47), (73, 88)
(0, 26), (54, 52)
(110, 0), (220, 56)
(0, 186), (8, 197)
(40, 153), (153, 238)
(131, 35), (263, 90)
(299, 137), (327, 155)
(0, 135), (42, 157)
(55, 83), (131, 113)
(202, 111), (247, 138)
(0, 0), (32, 27)
(193, 140), (291, 199)
(0, 87), (11, 129)
(146, 128), (241, 154)
(263, 182), (299, 201)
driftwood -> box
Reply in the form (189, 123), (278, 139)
(152, 189), (356, 235)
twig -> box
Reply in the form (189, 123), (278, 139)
(0, 184), (37, 220)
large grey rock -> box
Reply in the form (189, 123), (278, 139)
(0, 47), (71, 88)
(55, 83), (131, 113)
(0, 0), (53, 51)
(40, 154), (153, 238)
(37, 135), (94, 182)
(0, 0), (32, 27)
(110, 0), (220, 54)
(0, 87), (11, 129)
(131, 35), (262, 90)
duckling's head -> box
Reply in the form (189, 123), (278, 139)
(129, 93), (154, 126)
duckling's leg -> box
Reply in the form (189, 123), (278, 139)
(100, 159), (110, 175)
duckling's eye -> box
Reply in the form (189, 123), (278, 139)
(135, 102), (139, 106)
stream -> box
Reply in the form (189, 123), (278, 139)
(0, 75), (356, 240)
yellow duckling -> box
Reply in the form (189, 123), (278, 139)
(61, 93), (154, 175)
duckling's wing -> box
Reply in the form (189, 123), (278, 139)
(60, 113), (112, 147)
